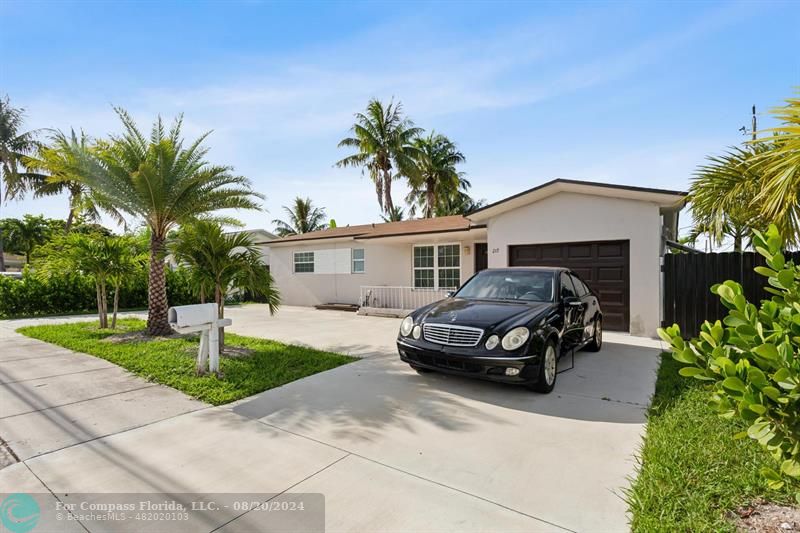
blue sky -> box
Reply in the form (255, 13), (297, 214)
(1, 0), (798, 233)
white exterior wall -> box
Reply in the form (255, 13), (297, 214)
(271, 238), (479, 307)
(484, 192), (662, 336)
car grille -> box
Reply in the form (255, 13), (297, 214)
(423, 323), (483, 347)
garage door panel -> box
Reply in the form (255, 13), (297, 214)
(509, 240), (629, 332)
(598, 243), (625, 258)
(598, 266), (624, 281)
(567, 244), (592, 258)
(571, 267), (593, 281)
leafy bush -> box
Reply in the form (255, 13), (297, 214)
(659, 224), (800, 493)
(0, 266), (197, 318)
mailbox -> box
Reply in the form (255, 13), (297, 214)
(168, 303), (232, 376)
(168, 303), (217, 330)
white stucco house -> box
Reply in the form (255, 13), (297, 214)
(262, 179), (686, 336)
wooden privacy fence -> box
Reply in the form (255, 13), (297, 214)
(662, 251), (800, 338)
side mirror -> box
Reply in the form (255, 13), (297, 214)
(445, 291), (454, 298)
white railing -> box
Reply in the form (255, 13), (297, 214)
(359, 286), (452, 314)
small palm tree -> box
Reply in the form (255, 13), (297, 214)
(689, 145), (769, 251)
(170, 220), (279, 358)
(754, 93), (800, 243)
(25, 130), (123, 233)
(68, 109), (263, 335)
(336, 99), (422, 215)
(5, 215), (53, 263)
(380, 205), (405, 222)
(35, 233), (144, 329)
(0, 96), (43, 271)
(272, 197), (327, 237)
(406, 132), (465, 218)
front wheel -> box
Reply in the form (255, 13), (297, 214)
(586, 318), (602, 352)
(529, 340), (557, 393)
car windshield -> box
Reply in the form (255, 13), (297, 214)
(455, 270), (555, 302)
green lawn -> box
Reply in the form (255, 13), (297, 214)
(18, 318), (356, 405)
(627, 354), (798, 532)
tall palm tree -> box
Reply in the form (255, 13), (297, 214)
(689, 144), (769, 251)
(0, 96), (43, 271)
(406, 132), (466, 218)
(754, 93), (800, 244)
(380, 205), (405, 222)
(272, 197), (327, 237)
(336, 99), (422, 215)
(170, 220), (279, 359)
(435, 187), (487, 217)
(69, 108), (263, 335)
(25, 130), (122, 233)
(5, 214), (53, 263)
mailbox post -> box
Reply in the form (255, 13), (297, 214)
(168, 303), (232, 375)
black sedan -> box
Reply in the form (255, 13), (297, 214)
(396, 267), (602, 393)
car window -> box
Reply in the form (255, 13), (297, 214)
(560, 272), (577, 299)
(455, 270), (555, 302)
(569, 273), (588, 297)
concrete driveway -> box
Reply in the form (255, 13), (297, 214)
(0, 306), (662, 532)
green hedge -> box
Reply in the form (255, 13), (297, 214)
(0, 267), (197, 318)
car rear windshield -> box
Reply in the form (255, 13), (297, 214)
(455, 270), (555, 302)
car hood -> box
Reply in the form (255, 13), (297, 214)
(418, 297), (553, 330)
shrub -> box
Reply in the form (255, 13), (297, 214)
(659, 224), (800, 494)
(0, 266), (197, 318)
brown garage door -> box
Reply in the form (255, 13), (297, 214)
(509, 240), (630, 331)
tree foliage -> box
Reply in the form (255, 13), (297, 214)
(405, 132), (466, 218)
(755, 92), (800, 244)
(659, 225), (800, 495)
(272, 196), (327, 237)
(336, 99), (422, 215)
(170, 221), (279, 354)
(67, 108), (263, 335)
(35, 233), (146, 328)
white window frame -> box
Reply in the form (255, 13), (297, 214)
(412, 243), (461, 290)
(293, 251), (314, 273)
(352, 248), (365, 274)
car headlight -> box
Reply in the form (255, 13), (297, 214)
(400, 316), (414, 336)
(412, 325), (421, 339)
(501, 327), (530, 351)
(485, 334), (499, 350)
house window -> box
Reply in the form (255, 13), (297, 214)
(413, 244), (460, 289)
(352, 248), (365, 273)
(294, 251), (314, 273)
(413, 246), (435, 288)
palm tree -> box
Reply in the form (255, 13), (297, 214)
(0, 96), (43, 271)
(106, 236), (147, 329)
(336, 99), (422, 215)
(689, 145), (769, 251)
(170, 220), (279, 359)
(435, 188), (487, 216)
(406, 132), (466, 218)
(380, 205), (405, 222)
(35, 233), (143, 329)
(5, 215), (53, 263)
(754, 93), (800, 244)
(272, 197), (327, 237)
(25, 130), (123, 233)
(68, 109), (263, 335)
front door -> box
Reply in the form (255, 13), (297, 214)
(474, 243), (488, 273)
